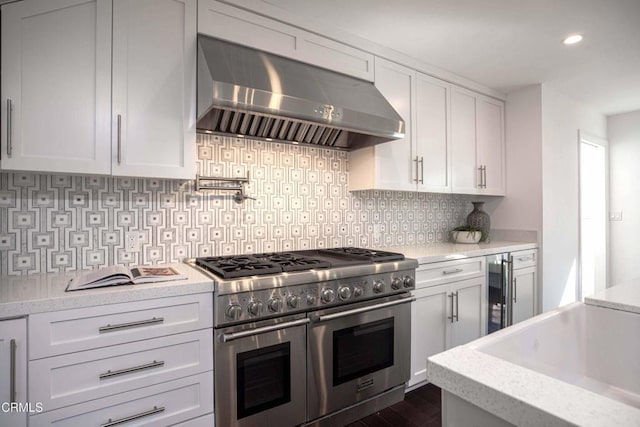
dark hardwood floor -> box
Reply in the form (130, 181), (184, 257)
(347, 384), (442, 427)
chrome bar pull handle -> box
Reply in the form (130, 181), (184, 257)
(99, 317), (164, 333)
(117, 114), (122, 164)
(483, 165), (487, 188)
(477, 165), (483, 188)
(455, 291), (460, 322)
(442, 268), (463, 275)
(513, 278), (517, 303)
(101, 406), (165, 427)
(315, 296), (415, 322)
(419, 157), (424, 184)
(448, 293), (455, 323)
(222, 318), (310, 342)
(9, 339), (16, 403)
(6, 99), (13, 158)
(99, 360), (164, 380)
(413, 156), (420, 183)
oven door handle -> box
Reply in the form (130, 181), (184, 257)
(221, 318), (310, 342)
(313, 296), (416, 322)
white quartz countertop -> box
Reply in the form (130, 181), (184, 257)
(383, 240), (537, 264)
(585, 279), (640, 314)
(427, 345), (640, 427)
(0, 263), (213, 318)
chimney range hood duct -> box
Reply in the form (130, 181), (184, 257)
(197, 36), (404, 149)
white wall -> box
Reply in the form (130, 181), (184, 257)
(541, 87), (606, 311)
(608, 110), (640, 285)
(490, 84), (607, 313)
(486, 85), (543, 232)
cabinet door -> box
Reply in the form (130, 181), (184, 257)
(111, 0), (196, 179)
(512, 266), (536, 325)
(450, 277), (487, 347)
(369, 57), (416, 191)
(476, 95), (505, 195)
(415, 73), (450, 192)
(1, 0), (112, 175)
(410, 286), (449, 387)
(0, 318), (27, 427)
(450, 86), (479, 194)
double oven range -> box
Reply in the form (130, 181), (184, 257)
(192, 247), (418, 427)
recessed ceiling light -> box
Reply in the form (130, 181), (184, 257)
(563, 34), (583, 45)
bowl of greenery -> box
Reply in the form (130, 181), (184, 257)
(450, 225), (485, 244)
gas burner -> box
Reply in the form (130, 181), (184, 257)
(253, 252), (331, 272)
(195, 256), (282, 279)
(319, 247), (404, 262)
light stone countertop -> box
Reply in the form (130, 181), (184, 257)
(0, 241), (538, 319)
(427, 280), (640, 426)
(427, 345), (640, 427)
(382, 240), (537, 264)
(0, 263), (213, 318)
(585, 279), (640, 314)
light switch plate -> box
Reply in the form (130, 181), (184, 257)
(609, 211), (623, 221)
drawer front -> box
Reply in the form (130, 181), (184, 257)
(173, 413), (214, 426)
(30, 329), (212, 410)
(416, 258), (486, 289)
(29, 293), (212, 359)
(512, 249), (537, 269)
(29, 371), (213, 427)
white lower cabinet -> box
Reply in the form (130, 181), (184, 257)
(512, 266), (536, 324)
(29, 372), (213, 427)
(510, 249), (538, 325)
(28, 293), (214, 425)
(0, 318), (28, 427)
(410, 260), (487, 388)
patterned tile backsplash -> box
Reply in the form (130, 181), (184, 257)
(0, 135), (474, 276)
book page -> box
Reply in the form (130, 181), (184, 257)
(66, 266), (132, 291)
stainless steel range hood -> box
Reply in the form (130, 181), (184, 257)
(197, 36), (404, 149)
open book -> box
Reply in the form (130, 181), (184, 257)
(66, 266), (187, 291)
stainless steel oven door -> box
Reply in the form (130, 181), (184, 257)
(307, 293), (413, 420)
(215, 314), (309, 427)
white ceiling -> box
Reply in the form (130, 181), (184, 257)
(263, 0), (640, 116)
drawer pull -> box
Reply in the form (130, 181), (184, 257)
(99, 317), (164, 333)
(442, 268), (463, 275)
(99, 360), (165, 380)
(517, 256), (533, 262)
(101, 405), (165, 427)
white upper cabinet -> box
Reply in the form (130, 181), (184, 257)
(1, 0), (112, 175)
(1, 0), (196, 179)
(349, 57), (415, 191)
(111, 0), (196, 179)
(451, 86), (505, 196)
(476, 95), (505, 195)
(415, 73), (450, 192)
(198, 0), (374, 81)
(350, 60), (452, 193)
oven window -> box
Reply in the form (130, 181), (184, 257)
(333, 318), (394, 386)
(237, 342), (291, 419)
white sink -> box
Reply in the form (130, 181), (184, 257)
(471, 302), (640, 408)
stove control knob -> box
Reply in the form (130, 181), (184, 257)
(306, 294), (317, 306)
(338, 286), (352, 301)
(247, 300), (263, 316)
(287, 295), (300, 309)
(267, 297), (283, 313)
(373, 280), (384, 294)
(391, 277), (402, 290)
(353, 286), (363, 298)
(403, 276), (415, 288)
(225, 303), (242, 321)
(321, 288), (336, 304)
